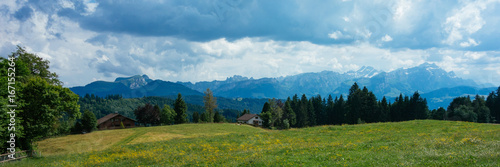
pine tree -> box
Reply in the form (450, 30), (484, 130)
(410, 91), (429, 120)
(308, 99), (316, 126)
(214, 111), (223, 123)
(192, 112), (200, 123)
(333, 95), (346, 125)
(174, 93), (188, 124)
(203, 88), (217, 123)
(283, 99), (296, 127)
(473, 95), (491, 123)
(379, 96), (390, 122)
(347, 83), (362, 124)
(297, 94), (310, 127)
(326, 95), (335, 125)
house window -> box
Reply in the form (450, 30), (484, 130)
(255, 117), (258, 119)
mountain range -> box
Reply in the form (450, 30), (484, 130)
(69, 63), (498, 110)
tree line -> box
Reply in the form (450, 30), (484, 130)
(260, 82), (499, 129)
(132, 89), (230, 126)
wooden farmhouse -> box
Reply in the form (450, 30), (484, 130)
(237, 114), (263, 126)
(97, 113), (136, 130)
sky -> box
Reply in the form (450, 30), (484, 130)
(1, 0), (500, 87)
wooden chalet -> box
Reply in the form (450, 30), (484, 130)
(97, 113), (136, 130)
(237, 114), (263, 126)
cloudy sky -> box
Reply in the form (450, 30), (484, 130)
(1, 0), (500, 87)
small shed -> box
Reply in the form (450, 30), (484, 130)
(97, 113), (136, 130)
(237, 114), (262, 126)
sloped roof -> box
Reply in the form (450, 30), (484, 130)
(97, 113), (135, 125)
(237, 114), (258, 121)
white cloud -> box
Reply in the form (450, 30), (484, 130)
(343, 16), (350, 22)
(459, 38), (480, 47)
(2, 0), (500, 88)
(328, 31), (344, 40)
(381, 34), (393, 42)
(442, 0), (494, 46)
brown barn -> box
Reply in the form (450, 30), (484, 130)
(97, 113), (136, 130)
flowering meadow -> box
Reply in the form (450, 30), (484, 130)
(7, 120), (500, 166)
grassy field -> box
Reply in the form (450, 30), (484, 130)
(6, 120), (500, 166)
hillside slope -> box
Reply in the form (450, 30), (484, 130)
(9, 120), (500, 166)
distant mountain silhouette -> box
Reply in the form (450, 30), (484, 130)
(70, 75), (202, 98)
(70, 63), (497, 109)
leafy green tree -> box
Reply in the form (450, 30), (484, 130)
(268, 99), (283, 128)
(447, 96), (472, 120)
(0, 97), (24, 151)
(203, 88), (217, 123)
(0, 46), (81, 150)
(174, 93), (188, 124)
(160, 104), (176, 125)
(431, 107), (446, 120)
(71, 121), (83, 134)
(81, 110), (97, 132)
(19, 76), (80, 150)
(134, 103), (160, 126)
(450, 105), (477, 122)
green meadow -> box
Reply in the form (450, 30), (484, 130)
(6, 120), (500, 166)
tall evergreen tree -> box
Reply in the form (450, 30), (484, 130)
(291, 94), (300, 127)
(379, 96), (390, 122)
(410, 91), (429, 120)
(283, 99), (296, 127)
(192, 112), (200, 123)
(214, 111), (224, 123)
(312, 95), (325, 125)
(174, 93), (188, 124)
(297, 94), (310, 127)
(333, 95), (346, 125)
(486, 87), (500, 123)
(347, 83), (362, 124)
(308, 99), (316, 126)
(203, 88), (217, 123)
(326, 95), (335, 125)
(473, 95), (491, 123)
